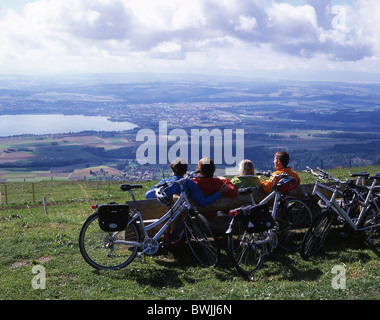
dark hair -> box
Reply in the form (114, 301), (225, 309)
(274, 151), (289, 167)
(170, 158), (188, 176)
(196, 157), (215, 178)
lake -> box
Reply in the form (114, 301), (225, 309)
(0, 114), (137, 137)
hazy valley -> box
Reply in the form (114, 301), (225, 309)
(1, 73), (380, 182)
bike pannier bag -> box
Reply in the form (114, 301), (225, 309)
(241, 203), (274, 233)
(98, 204), (130, 231)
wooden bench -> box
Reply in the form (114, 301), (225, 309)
(125, 183), (345, 235)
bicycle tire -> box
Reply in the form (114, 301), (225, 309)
(300, 210), (333, 260)
(184, 211), (220, 267)
(227, 219), (265, 278)
(275, 197), (313, 252)
(79, 212), (142, 270)
(359, 203), (380, 245)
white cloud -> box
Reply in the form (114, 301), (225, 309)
(233, 15), (258, 33)
(355, 0), (380, 54)
(0, 0), (379, 80)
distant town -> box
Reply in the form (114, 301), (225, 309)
(109, 103), (241, 128)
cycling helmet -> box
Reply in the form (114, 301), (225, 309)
(276, 177), (298, 194)
(155, 187), (173, 207)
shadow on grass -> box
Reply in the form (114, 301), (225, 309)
(90, 228), (379, 287)
(305, 226), (380, 261)
(261, 250), (324, 282)
(92, 245), (212, 288)
(215, 236), (325, 282)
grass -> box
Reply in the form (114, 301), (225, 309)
(0, 166), (379, 301)
(0, 180), (149, 206)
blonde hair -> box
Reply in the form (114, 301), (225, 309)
(239, 159), (255, 176)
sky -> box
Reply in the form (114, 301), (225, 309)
(0, 0), (380, 82)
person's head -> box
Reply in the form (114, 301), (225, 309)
(239, 159), (255, 176)
(196, 157), (215, 178)
(170, 158), (188, 176)
(274, 150), (289, 170)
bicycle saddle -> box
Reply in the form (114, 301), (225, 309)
(238, 187), (257, 195)
(368, 173), (380, 180)
(120, 184), (143, 191)
(351, 172), (370, 177)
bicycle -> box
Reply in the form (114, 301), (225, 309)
(79, 170), (220, 270)
(226, 172), (313, 278)
(300, 167), (380, 260)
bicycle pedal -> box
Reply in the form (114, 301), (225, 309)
(137, 253), (147, 262)
(364, 237), (374, 246)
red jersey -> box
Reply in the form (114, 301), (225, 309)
(192, 176), (238, 219)
(192, 176), (238, 198)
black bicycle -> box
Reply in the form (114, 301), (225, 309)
(226, 173), (312, 278)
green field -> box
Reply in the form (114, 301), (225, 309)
(2, 126), (380, 184)
(0, 166), (379, 301)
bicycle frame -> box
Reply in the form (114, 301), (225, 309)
(228, 173), (301, 242)
(311, 179), (357, 230)
(245, 175), (288, 221)
(356, 179), (380, 231)
(227, 172), (312, 277)
(112, 176), (193, 256)
(131, 187), (190, 240)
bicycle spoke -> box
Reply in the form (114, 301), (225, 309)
(275, 198), (312, 252)
(184, 213), (220, 267)
(301, 211), (332, 259)
(79, 213), (141, 270)
(227, 220), (265, 278)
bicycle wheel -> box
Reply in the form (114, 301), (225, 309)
(359, 203), (380, 245)
(275, 197), (313, 252)
(79, 212), (141, 270)
(183, 211), (220, 267)
(300, 210), (333, 260)
(227, 219), (265, 278)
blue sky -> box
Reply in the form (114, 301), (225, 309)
(0, 0), (379, 82)
(0, 0), (30, 13)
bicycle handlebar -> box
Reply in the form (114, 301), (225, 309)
(237, 172), (291, 195)
(156, 170), (201, 189)
(237, 187), (258, 195)
(257, 170), (290, 180)
(176, 170), (201, 183)
(304, 166), (349, 185)
(256, 170), (272, 177)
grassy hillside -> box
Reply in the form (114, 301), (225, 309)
(0, 165), (379, 301)
(1, 164), (379, 207)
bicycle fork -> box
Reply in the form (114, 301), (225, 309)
(226, 217), (278, 255)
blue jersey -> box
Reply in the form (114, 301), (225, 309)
(145, 175), (221, 207)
